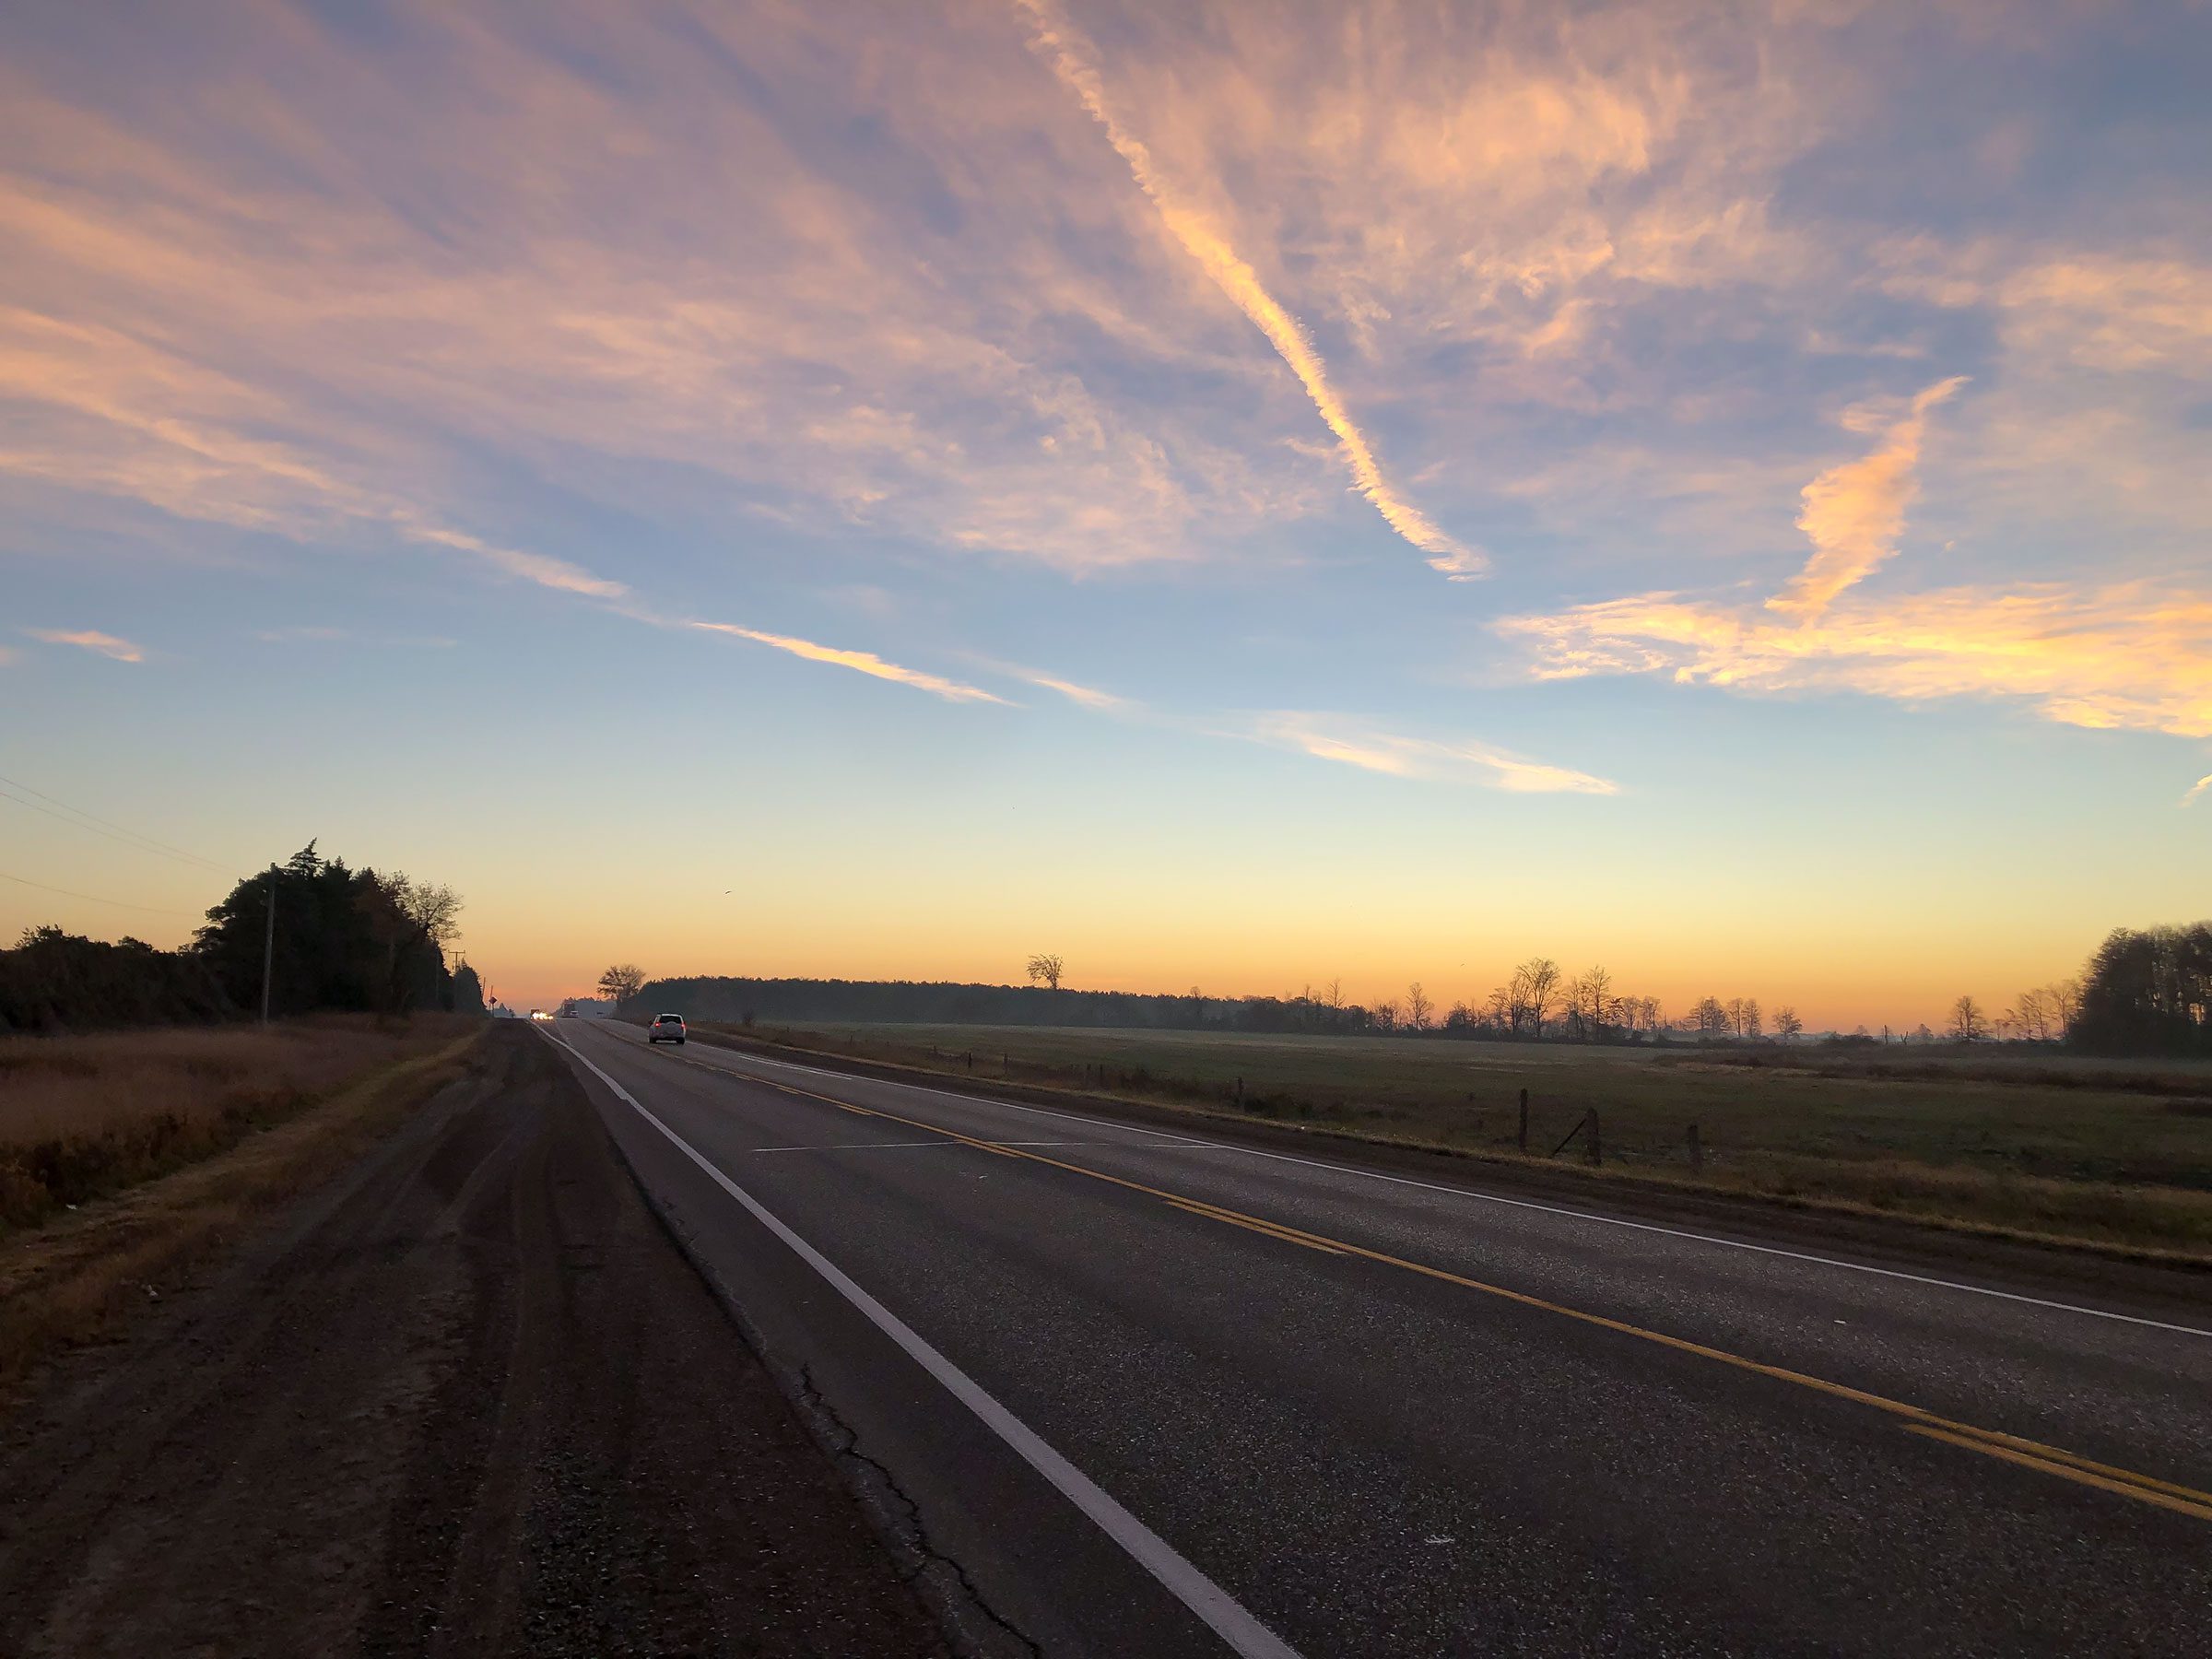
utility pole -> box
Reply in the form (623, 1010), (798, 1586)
(260, 871), (276, 1027)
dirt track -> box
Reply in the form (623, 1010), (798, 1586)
(0, 1025), (950, 1657)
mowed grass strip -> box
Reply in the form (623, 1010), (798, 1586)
(0, 1018), (485, 1393)
(713, 1021), (2212, 1261)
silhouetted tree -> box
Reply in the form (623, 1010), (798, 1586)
(1026, 952), (1065, 992)
(598, 963), (648, 1006)
(1406, 982), (1432, 1032)
(1510, 958), (1561, 1038)
(2072, 924), (2212, 1055)
(1948, 994), (1988, 1041)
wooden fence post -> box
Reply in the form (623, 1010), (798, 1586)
(1586, 1107), (1602, 1167)
(1517, 1088), (1529, 1153)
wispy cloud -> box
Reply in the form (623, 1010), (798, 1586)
(1500, 366), (2212, 742)
(1243, 713), (1618, 794)
(1006, 668), (1136, 714)
(686, 621), (1009, 705)
(1015, 0), (1481, 580)
(400, 524), (627, 600)
(2185, 774), (2212, 807)
(1770, 377), (1966, 621)
(25, 627), (142, 663)
(0, 306), (629, 600)
(1502, 583), (2212, 738)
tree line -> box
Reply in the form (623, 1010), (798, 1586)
(2070, 924), (2212, 1056)
(2, 841), (481, 1033)
(616, 920), (2208, 1057)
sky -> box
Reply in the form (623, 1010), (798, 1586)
(2, 0), (2207, 1029)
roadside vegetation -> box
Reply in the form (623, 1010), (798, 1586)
(0, 1016), (477, 1231)
(0, 840), (495, 1394)
(0, 1016), (483, 1390)
(678, 1018), (2212, 1261)
(4, 841), (485, 1035)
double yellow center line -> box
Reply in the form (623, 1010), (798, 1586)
(715, 1057), (2211, 1525)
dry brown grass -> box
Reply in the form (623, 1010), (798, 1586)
(0, 1020), (485, 1394)
(0, 1017), (475, 1230)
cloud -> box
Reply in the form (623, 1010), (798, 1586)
(1010, 669), (1135, 714)
(1014, 0), (1481, 579)
(0, 306), (629, 599)
(686, 620), (1009, 704)
(1769, 377), (1966, 620)
(25, 627), (143, 662)
(1502, 582), (2212, 738)
(2185, 775), (2212, 807)
(1243, 713), (1618, 794)
(400, 524), (626, 600)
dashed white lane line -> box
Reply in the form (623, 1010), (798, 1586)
(544, 1028), (1302, 1659)
(578, 1020), (2212, 1342)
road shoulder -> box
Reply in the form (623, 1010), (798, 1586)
(0, 1024), (951, 1659)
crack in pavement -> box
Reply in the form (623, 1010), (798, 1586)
(795, 1360), (1044, 1659)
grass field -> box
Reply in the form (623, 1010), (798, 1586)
(716, 1020), (2212, 1259)
(0, 1016), (478, 1233)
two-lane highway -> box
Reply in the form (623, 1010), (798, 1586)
(544, 1018), (2212, 1656)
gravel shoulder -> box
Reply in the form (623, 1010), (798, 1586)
(0, 1023), (950, 1658)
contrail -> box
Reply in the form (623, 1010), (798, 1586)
(687, 620), (1010, 704)
(1016, 0), (1483, 580)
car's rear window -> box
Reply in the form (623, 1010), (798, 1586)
(654, 1014), (682, 1023)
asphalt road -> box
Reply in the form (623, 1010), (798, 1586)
(546, 1018), (2212, 1658)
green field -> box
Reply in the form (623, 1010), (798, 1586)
(713, 1020), (2212, 1260)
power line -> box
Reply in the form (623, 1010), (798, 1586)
(0, 870), (199, 916)
(0, 775), (234, 875)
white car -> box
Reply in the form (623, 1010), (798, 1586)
(648, 1013), (688, 1045)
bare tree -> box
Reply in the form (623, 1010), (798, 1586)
(1372, 996), (1401, 1033)
(1578, 966), (1614, 1038)
(1694, 995), (1730, 1038)
(1026, 952), (1065, 992)
(596, 963), (648, 1006)
(1511, 958), (1562, 1039)
(1322, 977), (1345, 1012)
(388, 874), (463, 947)
(1774, 1005), (1804, 1042)
(1742, 997), (1763, 1040)
(1948, 994), (1989, 1042)
(2012, 979), (2082, 1041)
(2049, 976), (2083, 1035)
(1406, 981), (1433, 1032)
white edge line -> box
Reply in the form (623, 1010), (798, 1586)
(541, 1028), (1301, 1659)
(584, 1022), (2212, 1341)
